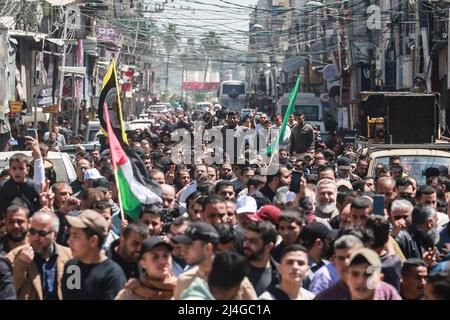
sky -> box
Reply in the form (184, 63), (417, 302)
(143, 0), (259, 47)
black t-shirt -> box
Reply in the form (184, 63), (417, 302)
(61, 258), (126, 300)
(248, 265), (273, 296)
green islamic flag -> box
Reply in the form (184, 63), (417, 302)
(264, 75), (301, 155)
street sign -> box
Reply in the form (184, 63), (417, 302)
(43, 104), (60, 113)
(9, 100), (23, 113)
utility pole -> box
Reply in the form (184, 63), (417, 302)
(268, 0), (278, 107)
(165, 53), (169, 91)
(56, 9), (69, 127)
(366, 0), (375, 89)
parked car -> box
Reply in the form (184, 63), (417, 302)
(149, 104), (169, 114)
(0, 151), (77, 183)
(129, 119), (154, 131)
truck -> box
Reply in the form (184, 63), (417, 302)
(355, 91), (441, 144)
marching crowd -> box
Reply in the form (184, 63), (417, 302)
(0, 107), (450, 300)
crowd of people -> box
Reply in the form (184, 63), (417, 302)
(0, 106), (449, 300)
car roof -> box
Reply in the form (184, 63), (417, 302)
(367, 148), (450, 158)
(0, 151), (70, 159)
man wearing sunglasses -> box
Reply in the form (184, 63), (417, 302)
(4, 210), (72, 300)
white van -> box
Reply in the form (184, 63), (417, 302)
(277, 93), (325, 131)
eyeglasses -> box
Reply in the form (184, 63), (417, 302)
(207, 213), (226, 219)
(29, 228), (53, 237)
(393, 215), (409, 221)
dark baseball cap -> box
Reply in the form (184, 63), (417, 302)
(172, 221), (219, 244)
(140, 236), (172, 258)
(65, 209), (108, 238)
(93, 177), (110, 193)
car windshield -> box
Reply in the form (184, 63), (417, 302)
(281, 105), (320, 121)
(0, 157), (70, 182)
(222, 84), (245, 95)
(150, 106), (166, 112)
(371, 155), (450, 185)
(89, 130), (99, 142)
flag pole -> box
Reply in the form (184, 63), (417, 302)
(113, 167), (126, 221)
(104, 102), (125, 221)
(267, 74), (301, 168)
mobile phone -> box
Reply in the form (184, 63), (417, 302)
(26, 128), (37, 139)
(8, 138), (18, 146)
(373, 195), (385, 216)
(290, 170), (303, 193)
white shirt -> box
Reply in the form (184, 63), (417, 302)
(268, 124), (291, 146)
(259, 285), (315, 300)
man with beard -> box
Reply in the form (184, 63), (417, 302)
(178, 164), (208, 204)
(289, 112), (315, 155)
(259, 166), (291, 203)
(315, 179), (339, 222)
(397, 204), (440, 264)
(0, 205), (30, 255)
(355, 158), (369, 179)
(51, 182), (75, 245)
(4, 210), (72, 300)
(220, 111), (248, 163)
(395, 178), (415, 204)
(298, 222), (337, 290)
(173, 221), (256, 299)
(214, 180), (236, 201)
(242, 221), (280, 296)
(219, 163), (234, 180)
(416, 185), (449, 228)
(400, 258), (428, 300)
(390, 199), (414, 238)
(107, 222), (149, 279)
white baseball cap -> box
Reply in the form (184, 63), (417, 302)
(84, 168), (103, 180)
(236, 196), (257, 215)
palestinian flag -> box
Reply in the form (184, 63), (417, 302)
(98, 59), (129, 146)
(103, 102), (162, 220)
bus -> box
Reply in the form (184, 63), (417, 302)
(277, 92), (325, 131)
(217, 80), (247, 111)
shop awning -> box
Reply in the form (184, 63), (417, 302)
(8, 30), (63, 46)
